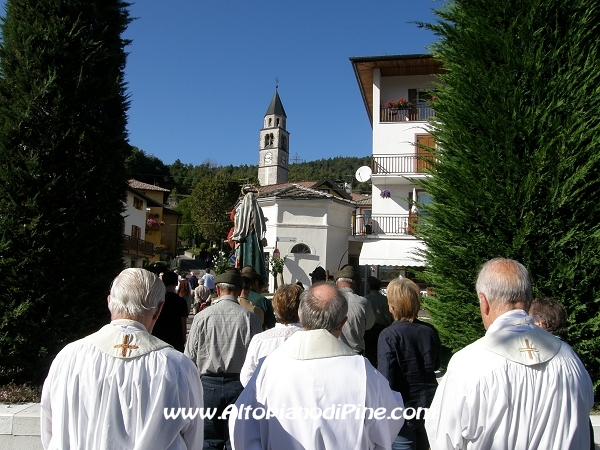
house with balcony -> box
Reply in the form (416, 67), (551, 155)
(349, 54), (444, 283)
(122, 186), (154, 267)
(127, 180), (181, 264)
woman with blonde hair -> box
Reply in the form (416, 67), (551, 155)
(240, 283), (303, 386)
(378, 277), (441, 450)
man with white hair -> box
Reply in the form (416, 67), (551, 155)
(425, 258), (594, 449)
(193, 276), (211, 314)
(41, 268), (204, 449)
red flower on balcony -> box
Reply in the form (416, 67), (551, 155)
(384, 98), (412, 109)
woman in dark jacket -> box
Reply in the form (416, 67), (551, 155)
(378, 278), (441, 450)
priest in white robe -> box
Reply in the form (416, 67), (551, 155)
(425, 258), (594, 450)
(41, 268), (204, 450)
(230, 283), (404, 450)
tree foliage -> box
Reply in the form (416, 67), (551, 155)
(188, 171), (240, 244)
(0, 0), (132, 382)
(418, 0), (600, 392)
(175, 196), (197, 242)
(125, 146), (170, 187)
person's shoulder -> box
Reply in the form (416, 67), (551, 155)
(249, 290), (267, 301)
(152, 347), (201, 379)
(165, 291), (184, 301)
(413, 318), (439, 333)
(54, 334), (97, 359)
(444, 336), (506, 381)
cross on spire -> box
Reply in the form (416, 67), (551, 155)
(275, 76), (279, 90)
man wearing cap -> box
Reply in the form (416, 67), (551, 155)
(334, 265), (375, 354)
(238, 273), (265, 326)
(309, 266), (327, 284)
(364, 276), (393, 367)
(185, 269), (262, 450)
(241, 265), (276, 329)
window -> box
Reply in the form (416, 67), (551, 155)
(133, 196), (143, 210)
(131, 225), (141, 239)
(290, 243), (311, 254)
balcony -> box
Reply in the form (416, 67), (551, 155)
(380, 104), (435, 122)
(372, 154), (434, 176)
(123, 234), (154, 257)
(353, 214), (417, 236)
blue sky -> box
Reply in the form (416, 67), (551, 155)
(0, 1), (439, 167)
(123, 1), (440, 167)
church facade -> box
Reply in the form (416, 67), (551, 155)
(254, 90), (358, 288)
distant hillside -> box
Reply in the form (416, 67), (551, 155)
(125, 147), (372, 195)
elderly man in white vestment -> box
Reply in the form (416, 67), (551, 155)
(229, 283), (404, 450)
(425, 258), (594, 450)
(41, 268), (204, 450)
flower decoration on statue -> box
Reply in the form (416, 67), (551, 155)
(384, 97), (412, 109)
(380, 189), (391, 199)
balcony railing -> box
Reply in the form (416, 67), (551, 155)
(372, 154), (434, 175)
(353, 214), (417, 236)
(380, 104), (435, 122)
(123, 234), (154, 257)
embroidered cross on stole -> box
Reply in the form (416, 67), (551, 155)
(87, 324), (172, 359)
(114, 334), (139, 357)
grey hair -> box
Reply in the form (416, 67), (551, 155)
(217, 283), (240, 294)
(108, 268), (165, 319)
(299, 284), (348, 333)
(475, 258), (532, 309)
(335, 277), (354, 285)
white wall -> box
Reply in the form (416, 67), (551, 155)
(260, 197), (354, 288)
(123, 190), (147, 238)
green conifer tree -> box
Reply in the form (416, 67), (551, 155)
(0, 1), (132, 382)
(419, 0), (600, 392)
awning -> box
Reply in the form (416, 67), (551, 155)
(359, 239), (427, 267)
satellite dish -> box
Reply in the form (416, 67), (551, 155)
(355, 166), (372, 182)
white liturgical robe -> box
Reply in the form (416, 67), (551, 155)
(230, 329), (404, 450)
(240, 322), (302, 387)
(41, 320), (204, 450)
(425, 310), (594, 450)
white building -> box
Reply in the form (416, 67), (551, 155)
(254, 89), (359, 287)
(122, 186), (154, 268)
(349, 54), (444, 284)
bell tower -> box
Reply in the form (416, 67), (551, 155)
(258, 88), (289, 186)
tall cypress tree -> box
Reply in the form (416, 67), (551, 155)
(0, 1), (132, 382)
(419, 0), (600, 392)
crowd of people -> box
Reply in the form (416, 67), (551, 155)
(40, 258), (594, 449)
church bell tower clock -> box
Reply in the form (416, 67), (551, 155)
(258, 88), (289, 186)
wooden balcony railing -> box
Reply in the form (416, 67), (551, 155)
(353, 214), (417, 236)
(372, 154), (434, 175)
(380, 104), (435, 122)
(123, 234), (154, 257)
